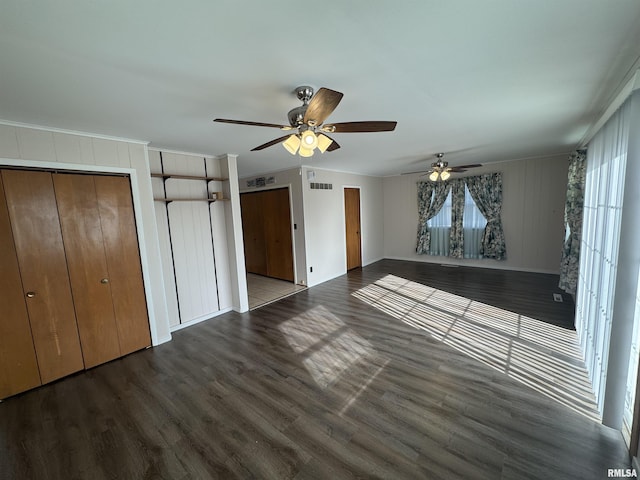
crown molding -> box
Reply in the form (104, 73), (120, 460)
(0, 119), (149, 145)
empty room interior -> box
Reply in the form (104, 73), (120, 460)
(3, 2), (640, 479)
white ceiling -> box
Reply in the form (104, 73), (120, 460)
(2, 1), (640, 178)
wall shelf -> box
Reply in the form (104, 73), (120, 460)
(151, 173), (227, 182)
(151, 172), (228, 202)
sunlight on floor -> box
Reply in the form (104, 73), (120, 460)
(352, 274), (601, 421)
(279, 305), (388, 414)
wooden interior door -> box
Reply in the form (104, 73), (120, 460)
(53, 173), (122, 368)
(2, 170), (84, 384)
(0, 174), (42, 398)
(344, 187), (362, 271)
(94, 175), (151, 355)
(240, 192), (267, 276)
(264, 188), (294, 282)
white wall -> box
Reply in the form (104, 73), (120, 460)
(383, 155), (569, 274)
(301, 167), (384, 286)
(0, 122), (172, 345)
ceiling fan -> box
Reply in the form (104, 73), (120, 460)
(214, 86), (397, 157)
(403, 153), (482, 181)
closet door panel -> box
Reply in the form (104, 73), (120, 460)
(53, 173), (121, 368)
(240, 192), (267, 276)
(0, 174), (41, 398)
(264, 188), (294, 282)
(94, 175), (151, 355)
(1, 170), (84, 383)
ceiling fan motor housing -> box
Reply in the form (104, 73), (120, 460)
(295, 86), (314, 103)
(288, 86), (315, 127)
(288, 105), (307, 127)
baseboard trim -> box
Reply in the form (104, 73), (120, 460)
(382, 256), (560, 275)
(170, 307), (233, 333)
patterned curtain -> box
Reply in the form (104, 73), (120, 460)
(448, 179), (465, 258)
(559, 149), (587, 296)
(416, 180), (451, 254)
(465, 173), (507, 260)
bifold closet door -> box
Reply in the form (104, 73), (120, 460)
(240, 188), (294, 281)
(263, 188), (294, 282)
(1, 170), (84, 384)
(53, 173), (122, 368)
(53, 173), (151, 366)
(0, 174), (41, 398)
(93, 175), (151, 355)
(241, 192), (268, 276)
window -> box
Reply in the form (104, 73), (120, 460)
(427, 184), (487, 258)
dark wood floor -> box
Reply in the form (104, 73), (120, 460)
(0, 259), (629, 479)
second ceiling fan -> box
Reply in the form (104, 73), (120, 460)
(403, 153), (482, 181)
(214, 86), (397, 157)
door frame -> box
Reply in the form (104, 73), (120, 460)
(0, 157), (162, 346)
(343, 185), (363, 271)
(239, 184), (298, 285)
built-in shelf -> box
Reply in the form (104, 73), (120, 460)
(151, 172), (228, 203)
(151, 173), (227, 182)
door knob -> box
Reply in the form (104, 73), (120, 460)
(101, 278), (109, 284)
(26, 292), (36, 298)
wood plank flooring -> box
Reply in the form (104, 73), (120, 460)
(0, 259), (630, 479)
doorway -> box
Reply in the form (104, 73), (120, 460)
(344, 187), (362, 271)
(240, 187), (304, 309)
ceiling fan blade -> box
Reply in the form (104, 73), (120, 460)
(401, 170), (431, 175)
(442, 163), (482, 173)
(250, 135), (292, 151)
(303, 88), (343, 125)
(323, 121), (397, 133)
(214, 118), (292, 130)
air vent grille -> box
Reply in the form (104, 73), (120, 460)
(310, 183), (333, 190)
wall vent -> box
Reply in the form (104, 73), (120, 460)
(310, 182), (333, 190)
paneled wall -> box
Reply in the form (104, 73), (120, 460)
(0, 123), (171, 345)
(383, 155), (569, 274)
(149, 149), (233, 329)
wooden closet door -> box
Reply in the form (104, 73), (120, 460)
(1, 170), (84, 384)
(94, 175), (151, 355)
(0, 174), (41, 398)
(241, 192), (268, 276)
(264, 188), (294, 282)
(53, 173), (122, 368)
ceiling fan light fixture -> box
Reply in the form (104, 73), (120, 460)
(282, 134), (301, 155)
(441, 171), (451, 181)
(301, 130), (318, 150)
(298, 146), (314, 157)
(429, 171), (439, 182)
(316, 133), (332, 153)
